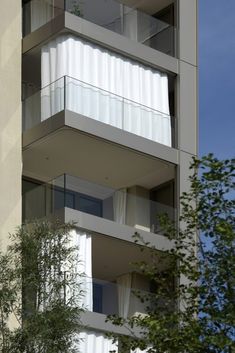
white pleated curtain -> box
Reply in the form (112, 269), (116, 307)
(41, 34), (171, 146)
(117, 273), (132, 319)
(69, 229), (93, 311)
(113, 188), (127, 224)
(75, 330), (118, 353)
(75, 330), (147, 353)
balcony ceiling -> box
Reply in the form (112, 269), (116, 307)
(120, 0), (174, 15)
(23, 127), (175, 189)
(92, 233), (169, 280)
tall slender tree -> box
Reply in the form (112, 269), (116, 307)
(0, 220), (83, 353)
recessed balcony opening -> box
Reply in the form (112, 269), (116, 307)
(22, 134), (177, 235)
(23, 174), (176, 235)
(56, 231), (175, 317)
(22, 228), (175, 322)
(22, 0), (177, 57)
(92, 234), (160, 317)
(91, 233), (175, 317)
(22, 38), (176, 148)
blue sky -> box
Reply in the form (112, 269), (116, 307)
(199, 0), (235, 159)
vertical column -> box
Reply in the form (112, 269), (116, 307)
(177, 0), (198, 202)
(177, 0), (198, 304)
(178, 0), (198, 157)
(0, 0), (22, 251)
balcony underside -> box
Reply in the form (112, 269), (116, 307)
(93, 230), (169, 281)
(121, 0), (174, 14)
(54, 207), (173, 251)
(23, 110), (177, 188)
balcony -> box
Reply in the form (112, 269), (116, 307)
(29, 226), (175, 318)
(23, 173), (176, 236)
(66, 275), (173, 318)
(23, 76), (175, 148)
(23, 0), (176, 57)
(23, 225), (175, 348)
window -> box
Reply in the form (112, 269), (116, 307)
(93, 282), (103, 313)
(77, 193), (103, 217)
(53, 186), (103, 217)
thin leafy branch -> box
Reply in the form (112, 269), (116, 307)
(0, 220), (84, 353)
(108, 154), (235, 353)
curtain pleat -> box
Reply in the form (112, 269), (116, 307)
(117, 273), (132, 318)
(70, 229), (93, 311)
(113, 188), (127, 224)
(76, 330), (118, 353)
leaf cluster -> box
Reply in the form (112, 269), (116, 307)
(108, 155), (235, 353)
(0, 220), (83, 353)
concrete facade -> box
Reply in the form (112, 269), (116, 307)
(0, 0), (22, 251)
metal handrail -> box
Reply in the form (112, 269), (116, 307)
(24, 75), (174, 120)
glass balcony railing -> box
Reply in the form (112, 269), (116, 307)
(23, 174), (177, 236)
(34, 272), (173, 318)
(23, 76), (175, 148)
(64, 274), (164, 317)
(23, 0), (176, 57)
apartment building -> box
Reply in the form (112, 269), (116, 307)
(0, 0), (197, 351)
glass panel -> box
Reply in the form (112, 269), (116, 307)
(150, 199), (176, 234)
(22, 89), (41, 131)
(41, 77), (65, 121)
(65, 76), (173, 147)
(23, 0), (64, 36)
(78, 195), (103, 217)
(65, 77), (124, 129)
(66, 0), (122, 34)
(53, 187), (65, 210)
(22, 77), (65, 132)
(51, 174), (66, 212)
(22, 179), (47, 221)
(23, 174), (177, 236)
(64, 175), (176, 235)
(123, 98), (172, 146)
(70, 276), (165, 317)
(65, 191), (76, 209)
(91, 278), (118, 316)
(23, 76), (174, 147)
(93, 282), (103, 313)
(143, 25), (176, 56)
(137, 10), (170, 44)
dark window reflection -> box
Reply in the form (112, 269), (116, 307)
(53, 187), (102, 217)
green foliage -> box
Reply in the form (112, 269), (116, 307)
(108, 155), (235, 353)
(0, 220), (83, 353)
(70, 1), (83, 17)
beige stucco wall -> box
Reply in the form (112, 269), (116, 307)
(0, 0), (22, 252)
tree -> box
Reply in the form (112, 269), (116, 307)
(0, 220), (83, 353)
(108, 154), (235, 353)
